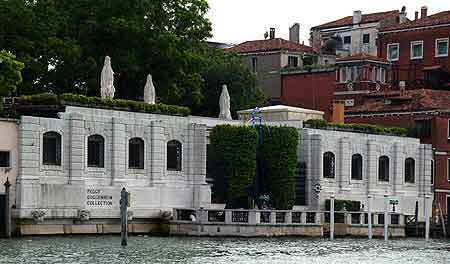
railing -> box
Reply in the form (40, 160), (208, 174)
(173, 209), (406, 226)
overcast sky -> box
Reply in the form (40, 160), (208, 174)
(207, 0), (450, 44)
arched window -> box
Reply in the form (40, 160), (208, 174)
(379, 156), (390, 182)
(351, 154), (363, 180)
(43, 131), (61, 165)
(167, 140), (182, 171)
(323, 152), (335, 179)
(129, 138), (144, 169)
(405, 158), (415, 183)
(88, 135), (104, 168)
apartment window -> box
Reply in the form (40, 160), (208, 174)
(410, 41), (424, 60)
(167, 140), (182, 171)
(323, 152), (335, 179)
(351, 154), (363, 180)
(405, 158), (415, 184)
(129, 138), (144, 169)
(288, 56), (299, 67)
(344, 36), (351, 45)
(363, 34), (370, 44)
(251, 57), (258, 73)
(0, 151), (10, 167)
(87, 135), (105, 168)
(387, 43), (399, 61)
(446, 159), (450, 182)
(436, 38), (449, 57)
(379, 156), (390, 182)
(43, 131), (61, 166)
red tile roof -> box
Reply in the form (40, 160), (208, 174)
(336, 53), (389, 63)
(346, 89), (450, 114)
(312, 10), (400, 30)
(227, 38), (313, 54)
(381, 11), (450, 32)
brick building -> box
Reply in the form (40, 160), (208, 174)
(378, 8), (450, 90)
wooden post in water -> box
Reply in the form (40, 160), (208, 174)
(425, 195), (431, 242)
(367, 195), (372, 240)
(4, 178), (11, 238)
(120, 188), (128, 246)
(330, 194), (335, 240)
(384, 194), (389, 241)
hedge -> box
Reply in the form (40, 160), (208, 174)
(261, 126), (299, 210)
(325, 199), (361, 212)
(18, 93), (190, 116)
(304, 119), (408, 137)
(209, 125), (258, 209)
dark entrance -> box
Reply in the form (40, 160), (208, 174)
(0, 194), (6, 237)
(295, 162), (307, 206)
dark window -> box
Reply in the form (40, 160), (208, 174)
(378, 214), (385, 225)
(288, 56), (299, 67)
(0, 151), (10, 167)
(88, 135), (104, 168)
(43, 132), (61, 165)
(252, 57), (258, 73)
(431, 160), (434, 185)
(363, 34), (370, 44)
(448, 159), (450, 181)
(344, 36), (351, 44)
(167, 140), (182, 171)
(351, 154), (363, 180)
(414, 119), (431, 138)
(405, 158), (415, 183)
(129, 138), (144, 169)
(323, 152), (335, 179)
(379, 156), (390, 182)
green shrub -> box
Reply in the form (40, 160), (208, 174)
(261, 126), (299, 210)
(60, 93), (190, 116)
(20, 93), (59, 105)
(304, 119), (408, 137)
(0, 97), (4, 113)
(209, 125), (258, 209)
(325, 199), (361, 212)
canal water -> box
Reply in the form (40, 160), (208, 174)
(0, 236), (449, 264)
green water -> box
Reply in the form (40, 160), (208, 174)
(0, 236), (449, 264)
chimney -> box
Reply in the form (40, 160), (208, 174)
(415, 11), (419, 20)
(353, 10), (362, 24)
(331, 101), (345, 124)
(421, 6), (428, 19)
(289, 23), (300, 43)
(269, 28), (276, 39)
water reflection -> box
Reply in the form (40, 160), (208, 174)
(0, 236), (449, 264)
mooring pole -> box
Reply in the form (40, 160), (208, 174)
(425, 195), (431, 242)
(120, 188), (128, 246)
(367, 194), (372, 240)
(384, 194), (389, 241)
(4, 178), (11, 238)
(330, 194), (335, 240)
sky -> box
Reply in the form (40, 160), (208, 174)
(207, 0), (450, 45)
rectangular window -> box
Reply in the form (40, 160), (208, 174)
(0, 151), (10, 167)
(288, 56), (299, 67)
(344, 36), (351, 44)
(410, 41), (424, 60)
(251, 57), (258, 73)
(363, 34), (370, 44)
(436, 38), (449, 57)
(387, 43), (399, 61)
(448, 159), (450, 181)
(414, 119), (432, 138)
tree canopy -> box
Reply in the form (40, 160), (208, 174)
(0, 50), (25, 96)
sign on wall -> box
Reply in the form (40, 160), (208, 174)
(85, 187), (119, 209)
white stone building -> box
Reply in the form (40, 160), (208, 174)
(297, 128), (433, 220)
(7, 105), (433, 234)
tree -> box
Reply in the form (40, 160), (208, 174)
(0, 0), (211, 110)
(199, 49), (265, 117)
(0, 50), (25, 96)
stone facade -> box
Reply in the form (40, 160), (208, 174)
(298, 128), (433, 219)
